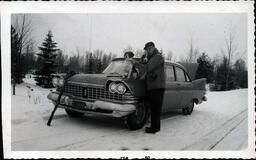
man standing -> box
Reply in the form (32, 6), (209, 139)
(141, 42), (165, 134)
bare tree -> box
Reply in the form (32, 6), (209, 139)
(122, 45), (133, 55)
(166, 51), (173, 61)
(14, 14), (33, 55)
(181, 36), (199, 63)
(11, 14), (33, 95)
(221, 24), (238, 90)
(187, 37), (199, 62)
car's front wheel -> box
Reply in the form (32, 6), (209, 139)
(182, 100), (194, 115)
(126, 102), (148, 130)
(65, 109), (85, 117)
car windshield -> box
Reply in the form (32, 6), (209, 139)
(103, 60), (133, 76)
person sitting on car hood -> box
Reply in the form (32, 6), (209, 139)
(123, 51), (135, 78)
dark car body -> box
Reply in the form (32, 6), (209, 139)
(47, 58), (207, 129)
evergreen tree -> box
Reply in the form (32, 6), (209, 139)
(233, 58), (248, 88)
(35, 30), (59, 87)
(11, 26), (21, 95)
(195, 52), (214, 83)
(88, 52), (93, 73)
(215, 56), (229, 91)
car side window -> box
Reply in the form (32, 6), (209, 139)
(166, 66), (175, 81)
(175, 67), (186, 82)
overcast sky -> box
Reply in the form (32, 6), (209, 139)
(12, 13), (247, 62)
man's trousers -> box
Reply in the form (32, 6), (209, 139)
(147, 88), (165, 131)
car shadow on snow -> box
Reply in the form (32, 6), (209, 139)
(44, 113), (127, 130)
(161, 110), (182, 120)
(44, 110), (184, 130)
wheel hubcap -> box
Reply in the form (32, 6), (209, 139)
(188, 101), (193, 113)
(135, 104), (146, 123)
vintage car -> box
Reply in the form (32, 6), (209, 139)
(47, 58), (207, 130)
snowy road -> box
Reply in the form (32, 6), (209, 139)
(11, 83), (248, 150)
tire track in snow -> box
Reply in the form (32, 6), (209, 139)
(209, 117), (246, 150)
(181, 109), (247, 150)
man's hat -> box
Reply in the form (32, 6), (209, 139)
(144, 41), (155, 50)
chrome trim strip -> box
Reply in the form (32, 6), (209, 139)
(58, 104), (133, 117)
(68, 81), (104, 88)
(58, 93), (138, 104)
(58, 104), (113, 114)
(99, 98), (138, 104)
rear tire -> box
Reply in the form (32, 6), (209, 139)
(126, 102), (148, 130)
(182, 100), (194, 115)
(65, 109), (84, 117)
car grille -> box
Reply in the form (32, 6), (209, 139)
(57, 83), (131, 101)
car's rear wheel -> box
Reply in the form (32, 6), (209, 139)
(65, 109), (85, 117)
(182, 100), (194, 115)
(126, 102), (148, 130)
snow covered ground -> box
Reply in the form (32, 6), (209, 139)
(11, 77), (248, 151)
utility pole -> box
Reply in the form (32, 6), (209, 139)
(89, 15), (92, 53)
(88, 15), (93, 73)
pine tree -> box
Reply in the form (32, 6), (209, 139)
(195, 52), (214, 83)
(35, 30), (59, 87)
(233, 58), (248, 88)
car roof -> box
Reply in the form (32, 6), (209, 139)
(165, 60), (186, 70)
(112, 58), (198, 80)
(112, 58), (186, 70)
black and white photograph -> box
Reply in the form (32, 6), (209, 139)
(1, 1), (255, 159)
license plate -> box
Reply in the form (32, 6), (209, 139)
(72, 101), (91, 110)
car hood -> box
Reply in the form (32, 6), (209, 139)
(67, 73), (121, 86)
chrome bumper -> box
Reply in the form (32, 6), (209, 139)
(47, 92), (136, 117)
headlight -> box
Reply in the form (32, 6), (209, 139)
(58, 78), (65, 86)
(117, 83), (126, 94)
(109, 82), (117, 93)
(52, 77), (58, 86)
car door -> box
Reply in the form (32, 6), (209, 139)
(162, 65), (183, 113)
(175, 66), (193, 108)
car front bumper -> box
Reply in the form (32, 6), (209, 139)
(47, 92), (136, 117)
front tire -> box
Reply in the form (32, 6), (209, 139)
(126, 102), (148, 130)
(65, 109), (84, 117)
(182, 100), (194, 115)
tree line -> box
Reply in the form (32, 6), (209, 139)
(11, 15), (247, 92)
(11, 27), (117, 88)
